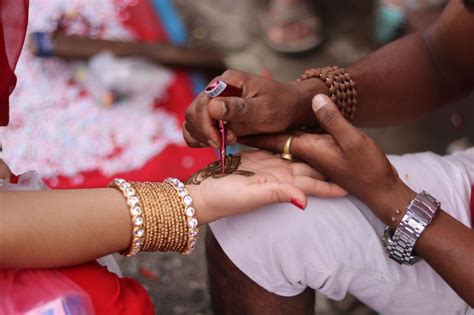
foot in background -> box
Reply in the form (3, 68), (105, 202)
(263, 0), (324, 54)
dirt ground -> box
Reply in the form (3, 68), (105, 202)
(118, 0), (474, 314)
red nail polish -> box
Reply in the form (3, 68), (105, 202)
(290, 198), (305, 210)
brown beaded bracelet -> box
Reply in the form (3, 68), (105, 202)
(298, 66), (358, 121)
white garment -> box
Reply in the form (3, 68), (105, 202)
(210, 149), (474, 314)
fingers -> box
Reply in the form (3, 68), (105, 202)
(249, 182), (307, 210)
(208, 97), (249, 121)
(290, 162), (326, 180)
(184, 94), (221, 148)
(293, 176), (348, 198)
(219, 69), (248, 86)
(226, 128), (237, 145)
(239, 133), (324, 163)
(312, 94), (357, 147)
(182, 122), (205, 148)
(239, 133), (291, 153)
(183, 70), (250, 148)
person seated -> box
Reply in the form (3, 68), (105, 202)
(184, 0), (474, 313)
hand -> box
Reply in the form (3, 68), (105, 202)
(240, 95), (416, 228)
(183, 69), (327, 148)
(187, 150), (346, 225)
(0, 159), (12, 182)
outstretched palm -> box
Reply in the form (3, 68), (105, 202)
(189, 150), (346, 224)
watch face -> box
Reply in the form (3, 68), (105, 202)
(205, 80), (227, 98)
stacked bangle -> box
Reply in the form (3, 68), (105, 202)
(165, 178), (199, 254)
(298, 66), (358, 121)
(109, 178), (145, 257)
(109, 178), (199, 256)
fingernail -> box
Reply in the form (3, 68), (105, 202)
(312, 94), (329, 111)
(226, 129), (236, 141)
(208, 139), (218, 148)
(199, 142), (207, 147)
(215, 101), (227, 116)
(290, 198), (305, 211)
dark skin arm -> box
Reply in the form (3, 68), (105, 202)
(183, 0), (474, 147)
(348, 0), (474, 127)
(242, 94), (474, 307)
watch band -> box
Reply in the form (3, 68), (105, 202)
(383, 191), (440, 265)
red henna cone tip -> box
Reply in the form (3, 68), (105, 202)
(290, 198), (305, 210)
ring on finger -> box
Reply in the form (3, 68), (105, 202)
(280, 136), (294, 161)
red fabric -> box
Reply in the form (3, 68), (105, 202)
(0, 0), (29, 126)
(46, 72), (215, 188)
(59, 262), (154, 315)
(41, 1), (216, 188)
(119, 0), (167, 43)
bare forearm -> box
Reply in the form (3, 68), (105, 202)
(415, 210), (474, 307)
(296, 33), (443, 128)
(296, 0), (474, 128)
(349, 33), (441, 127)
(351, 0), (474, 127)
(0, 189), (131, 268)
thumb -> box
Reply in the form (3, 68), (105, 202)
(312, 94), (355, 144)
(248, 182), (307, 211)
(208, 97), (249, 121)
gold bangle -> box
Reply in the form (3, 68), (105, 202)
(130, 181), (194, 253)
(109, 178), (145, 257)
(165, 178), (199, 254)
(110, 178), (199, 255)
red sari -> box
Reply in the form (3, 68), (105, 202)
(59, 262), (153, 314)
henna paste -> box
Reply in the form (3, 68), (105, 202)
(185, 154), (254, 185)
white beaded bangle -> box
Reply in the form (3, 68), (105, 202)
(109, 178), (145, 256)
(165, 177), (199, 254)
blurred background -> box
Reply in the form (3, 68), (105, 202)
(2, 0), (473, 314)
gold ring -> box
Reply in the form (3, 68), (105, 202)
(280, 136), (294, 161)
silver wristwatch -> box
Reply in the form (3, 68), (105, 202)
(382, 191), (440, 265)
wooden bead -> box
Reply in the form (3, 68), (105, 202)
(298, 66), (357, 122)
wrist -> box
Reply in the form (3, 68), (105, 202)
(289, 78), (329, 129)
(186, 184), (211, 226)
(369, 180), (417, 230)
